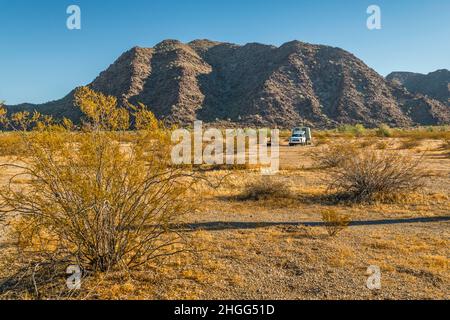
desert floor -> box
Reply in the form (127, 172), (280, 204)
(0, 137), (448, 299)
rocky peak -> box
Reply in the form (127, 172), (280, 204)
(6, 39), (449, 128)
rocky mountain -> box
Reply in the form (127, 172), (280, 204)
(6, 39), (450, 128)
(386, 69), (449, 106)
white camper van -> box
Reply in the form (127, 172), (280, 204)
(288, 127), (312, 146)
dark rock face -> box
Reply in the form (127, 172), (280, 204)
(387, 69), (450, 106)
(91, 47), (153, 103)
(6, 40), (450, 128)
(389, 80), (449, 125)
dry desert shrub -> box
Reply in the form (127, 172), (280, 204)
(319, 147), (429, 203)
(240, 176), (292, 201)
(321, 209), (351, 237)
(312, 143), (357, 169)
(336, 153), (427, 202)
(0, 87), (204, 276)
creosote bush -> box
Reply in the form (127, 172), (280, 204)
(320, 147), (429, 203)
(0, 87), (201, 273)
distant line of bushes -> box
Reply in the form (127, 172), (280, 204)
(311, 124), (449, 140)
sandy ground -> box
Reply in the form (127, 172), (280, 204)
(0, 137), (448, 299)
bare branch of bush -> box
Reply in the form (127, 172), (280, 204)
(318, 146), (429, 203)
(312, 143), (358, 169)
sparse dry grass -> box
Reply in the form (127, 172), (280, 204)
(240, 176), (293, 201)
(312, 143), (357, 169)
(399, 139), (422, 150)
(0, 133), (28, 156)
(0, 128), (449, 300)
(375, 141), (390, 150)
(441, 140), (450, 150)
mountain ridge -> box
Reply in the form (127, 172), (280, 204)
(6, 39), (450, 128)
(386, 69), (449, 107)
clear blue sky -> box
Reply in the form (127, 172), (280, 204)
(0, 0), (449, 105)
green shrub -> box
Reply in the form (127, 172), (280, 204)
(337, 124), (366, 137)
(376, 124), (392, 137)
